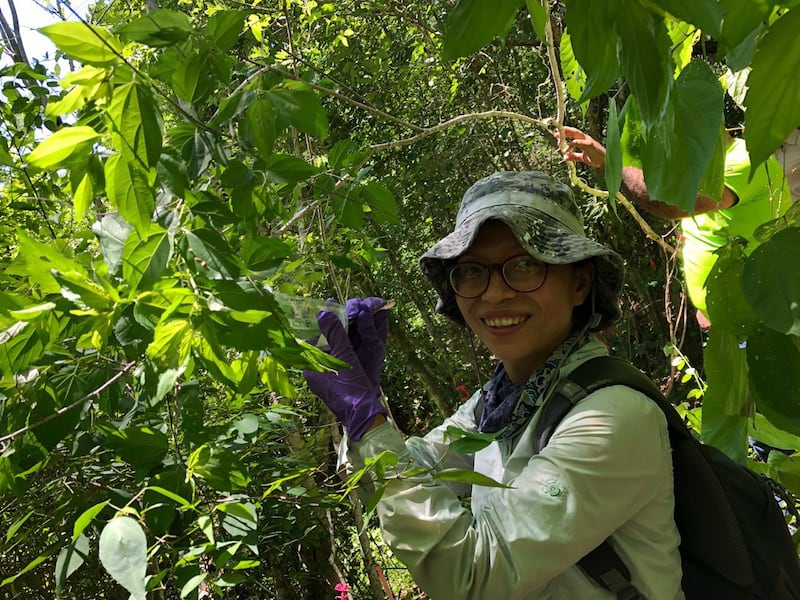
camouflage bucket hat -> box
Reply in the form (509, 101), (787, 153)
(419, 171), (624, 330)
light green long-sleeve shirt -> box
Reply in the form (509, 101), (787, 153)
(349, 340), (684, 599)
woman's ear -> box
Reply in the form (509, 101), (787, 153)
(573, 261), (595, 306)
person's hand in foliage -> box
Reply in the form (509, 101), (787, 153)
(554, 126), (607, 169)
(304, 297), (388, 440)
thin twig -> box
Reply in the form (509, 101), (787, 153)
(0, 361), (136, 446)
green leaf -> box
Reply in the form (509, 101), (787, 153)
(741, 227), (800, 336)
(99, 516), (148, 600)
(172, 50), (212, 104)
(246, 98), (276, 158)
(0, 320), (50, 378)
(718, 0), (771, 51)
(208, 90), (256, 128)
(750, 413), (800, 459)
(705, 242), (758, 336)
(748, 326), (800, 437)
(266, 84), (329, 140)
(181, 228), (241, 280)
(72, 171), (94, 221)
(616, 1), (672, 125)
(696, 126), (726, 202)
(117, 9), (192, 47)
(525, 0), (547, 42)
(206, 10), (247, 52)
(187, 444), (252, 491)
(39, 22), (122, 66)
(743, 7), (800, 172)
(27, 126), (100, 169)
(105, 154), (154, 235)
(332, 187), (364, 229)
(434, 468), (512, 488)
(361, 181), (399, 224)
(5, 510), (35, 543)
(653, 0), (722, 38)
(565, 0), (621, 103)
(52, 269), (114, 311)
(442, 0), (522, 61)
(103, 426), (169, 470)
(558, 30), (587, 106)
(146, 319), (193, 368)
(264, 153), (319, 186)
(445, 426), (500, 454)
(108, 82), (162, 169)
(73, 500), (110, 541)
(55, 533), (90, 592)
(180, 574), (207, 598)
(639, 60), (724, 211)
(92, 212), (133, 275)
(122, 226), (172, 292)
(700, 328), (750, 462)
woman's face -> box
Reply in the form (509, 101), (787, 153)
(455, 220), (593, 384)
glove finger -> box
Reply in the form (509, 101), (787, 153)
(345, 297), (363, 322)
(355, 307), (381, 346)
(317, 310), (356, 361)
(360, 297), (385, 314)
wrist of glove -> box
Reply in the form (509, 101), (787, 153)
(303, 297), (389, 441)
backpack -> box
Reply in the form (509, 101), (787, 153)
(533, 355), (800, 600)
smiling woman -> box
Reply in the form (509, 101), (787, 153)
(304, 171), (685, 599)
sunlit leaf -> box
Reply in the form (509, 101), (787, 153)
(146, 318), (193, 368)
(117, 9), (192, 47)
(39, 22), (122, 66)
(55, 533), (90, 592)
(108, 82), (162, 169)
(434, 468), (511, 488)
(705, 242), (758, 337)
(99, 516), (147, 600)
(27, 126), (100, 169)
(73, 501), (110, 542)
(92, 212), (133, 275)
(105, 154), (154, 235)
(187, 444), (252, 491)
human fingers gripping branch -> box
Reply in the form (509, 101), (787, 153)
(554, 126), (607, 169)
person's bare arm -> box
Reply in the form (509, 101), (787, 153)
(557, 126), (738, 218)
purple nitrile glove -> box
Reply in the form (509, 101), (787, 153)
(345, 297), (388, 386)
(303, 307), (387, 441)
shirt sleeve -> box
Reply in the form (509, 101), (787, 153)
(350, 385), (673, 600)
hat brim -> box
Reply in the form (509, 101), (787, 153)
(419, 207), (624, 330)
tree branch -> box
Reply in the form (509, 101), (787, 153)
(0, 361), (136, 446)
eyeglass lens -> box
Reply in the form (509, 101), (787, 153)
(449, 255), (547, 298)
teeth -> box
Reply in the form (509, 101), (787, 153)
(485, 316), (525, 327)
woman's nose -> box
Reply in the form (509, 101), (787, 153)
(481, 268), (516, 302)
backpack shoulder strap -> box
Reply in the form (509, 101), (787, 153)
(533, 355), (665, 599)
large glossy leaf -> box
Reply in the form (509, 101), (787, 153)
(122, 226), (172, 292)
(52, 269), (114, 311)
(187, 444), (252, 491)
(99, 516), (147, 600)
(705, 242), (758, 337)
(102, 426), (169, 470)
(39, 22), (122, 66)
(117, 9), (192, 47)
(741, 227), (800, 336)
(653, 0), (722, 38)
(206, 10), (247, 52)
(107, 82), (162, 169)
(181, 228), (241, 280)
(27, 126), (100, 169)
(639, 61), (724, 211)
(442, 0), (522, 61)
(743, 7), (800, 173)
(266, 83), (329, 140)
(105, 154), (154, 235)
(748, 326), (800, 436)
(718, 0), (771, 51)
(172, 50), (212, 104)
(616, 1), (672, 125)
(565, 0), (621, 103)
(146, 319), (193, 368)
(700, 328), (750, 463)
(14, 230), (88, 293)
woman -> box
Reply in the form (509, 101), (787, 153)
(304, 171), (683, 599)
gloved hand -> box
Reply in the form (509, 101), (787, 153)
(345, 297), (388, 386)
(304, 298), (388, 441)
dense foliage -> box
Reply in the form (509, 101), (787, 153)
(0, 0), (798, 598)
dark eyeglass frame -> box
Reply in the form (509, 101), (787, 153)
(448, 254), (549, 299)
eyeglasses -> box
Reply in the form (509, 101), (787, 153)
(449, 255), (549, 298)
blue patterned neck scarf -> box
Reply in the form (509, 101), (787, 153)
(478, 331), (589, 440)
